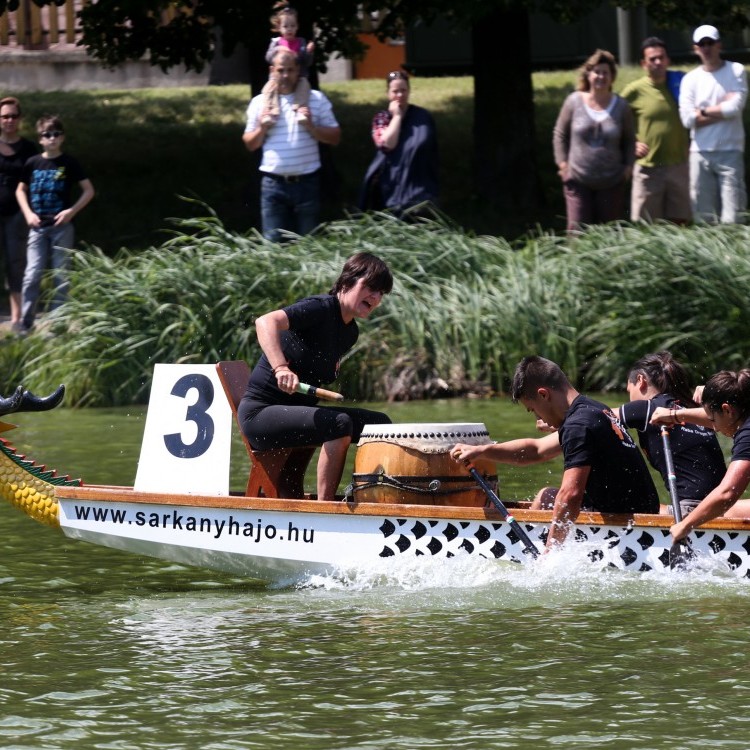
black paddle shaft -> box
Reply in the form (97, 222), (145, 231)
(660, 426), (694, 567)
(660, 427), (684, 522)
(467, 464), (539, 558)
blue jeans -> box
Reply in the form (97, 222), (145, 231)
(260, 172), (320, 242)
(21, 222), (75, 329)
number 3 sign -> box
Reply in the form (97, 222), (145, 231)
(134, 364), (233, 495)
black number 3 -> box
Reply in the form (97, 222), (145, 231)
(163, 374), (215, 458)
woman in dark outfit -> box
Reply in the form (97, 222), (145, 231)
(0, 97), (37, 330)
(651, 369), (750, 540)
(359, 70), (439, 216)
(238, 253), (393, 501)
(614, 351), (726, 516)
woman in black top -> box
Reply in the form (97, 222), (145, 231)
(0, 97), (37, 330)
(615, 351), (726, 515)
(238, 252), (393, 500)
(359, 70), (439, 216)
(652, 369), (750, 541)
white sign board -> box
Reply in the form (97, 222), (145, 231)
(134, 364), (233, 495)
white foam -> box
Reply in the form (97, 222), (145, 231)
(298, 540), (750, 609)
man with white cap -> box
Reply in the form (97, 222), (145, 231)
(679, 24), (747, 223)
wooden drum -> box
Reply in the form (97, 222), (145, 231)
(351, 423), (498, 507)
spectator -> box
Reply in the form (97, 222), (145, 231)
(359, 70), (439, 217)
(16, 115), (95, 333)
(553, 49), (635, 232)
(243, 48), (341, 242)
(0, 97), (37, 332)
(679, 25), (748, 223)
(621, 38), (691, 224)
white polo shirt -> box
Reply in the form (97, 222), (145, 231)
(245, 89), (339, 176)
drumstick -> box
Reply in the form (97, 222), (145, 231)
(296, 383), (344, 402)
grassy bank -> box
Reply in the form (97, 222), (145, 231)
(5, 216), (750, 406)
(5, 65), (669, 253)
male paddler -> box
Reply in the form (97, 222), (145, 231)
(451, 355), (659, 551)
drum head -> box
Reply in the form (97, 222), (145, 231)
(357, 422), (491, 452)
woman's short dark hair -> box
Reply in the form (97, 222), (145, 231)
(0, 97), (21, 116)
(330, 252), (393, 296)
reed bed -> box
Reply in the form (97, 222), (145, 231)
(5, 214), (750, 406)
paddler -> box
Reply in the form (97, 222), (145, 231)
(651, 368), (750, 541)
(450, 355), (659, 551)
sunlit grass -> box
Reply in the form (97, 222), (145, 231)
(5, 213), (749, 406)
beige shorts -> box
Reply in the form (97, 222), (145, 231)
(631, 162), (692, 222)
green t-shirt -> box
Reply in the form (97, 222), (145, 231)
(621, 76), (689, 167)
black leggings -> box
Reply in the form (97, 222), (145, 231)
(238, 399), (391, 451)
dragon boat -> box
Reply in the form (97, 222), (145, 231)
(3, 361), (750, 586)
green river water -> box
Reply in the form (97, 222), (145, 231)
(2, 399), (750, 750)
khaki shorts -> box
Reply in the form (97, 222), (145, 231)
(631, 162), (691, 222)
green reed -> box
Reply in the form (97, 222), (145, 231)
(5, 214), (750, 405)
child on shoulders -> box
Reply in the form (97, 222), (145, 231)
(262, 5), (314, 125)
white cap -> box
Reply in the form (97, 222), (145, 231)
(693, 25), (720, 43)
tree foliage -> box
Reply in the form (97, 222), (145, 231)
(3, 0), (746, 224)
(0, 0), (746, 76)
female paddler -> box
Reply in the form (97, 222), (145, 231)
(238, 252), (393, 501)
(651, 368), (750, 541)
(613, 351), (726, 516)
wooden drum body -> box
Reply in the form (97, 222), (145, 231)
(351, 423), (498, 507)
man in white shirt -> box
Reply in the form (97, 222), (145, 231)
(679, 24), (748, 223)
(243, 49), (341, 242)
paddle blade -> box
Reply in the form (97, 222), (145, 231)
(669, 539), (695, 570)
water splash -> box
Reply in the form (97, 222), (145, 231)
(300, 540), (750, 610)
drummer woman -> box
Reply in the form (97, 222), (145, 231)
(651, 369), (750, 541)
(238, 252), (393, 501)
(614, 351), (726, 516)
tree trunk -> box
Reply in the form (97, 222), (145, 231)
(472, 5), (542, 226)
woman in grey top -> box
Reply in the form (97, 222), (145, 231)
(553, 49), (635, 232)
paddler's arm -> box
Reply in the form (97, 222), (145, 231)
(255, 310), (298, 395)
(649, 406), (713, 428)
(451, 431), (562, 465)
(671, 459), (750, 541)
(545, 465), (588, 551)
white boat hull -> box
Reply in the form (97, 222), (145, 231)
(55, 487), (750, 584)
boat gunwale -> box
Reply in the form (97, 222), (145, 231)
(55, 484), (750, 532)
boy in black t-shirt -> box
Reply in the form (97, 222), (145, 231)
(451, 355), (659, 552)
(15, 114), (95, 333)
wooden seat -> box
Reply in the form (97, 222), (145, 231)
(215, 360), (316, 499)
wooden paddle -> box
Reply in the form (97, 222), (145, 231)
(660, 426), (694, 569)
(465, 462), (539, 558)
(296, 383), (344, 402)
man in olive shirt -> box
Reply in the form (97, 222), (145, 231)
(622, 37), (691, 223)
